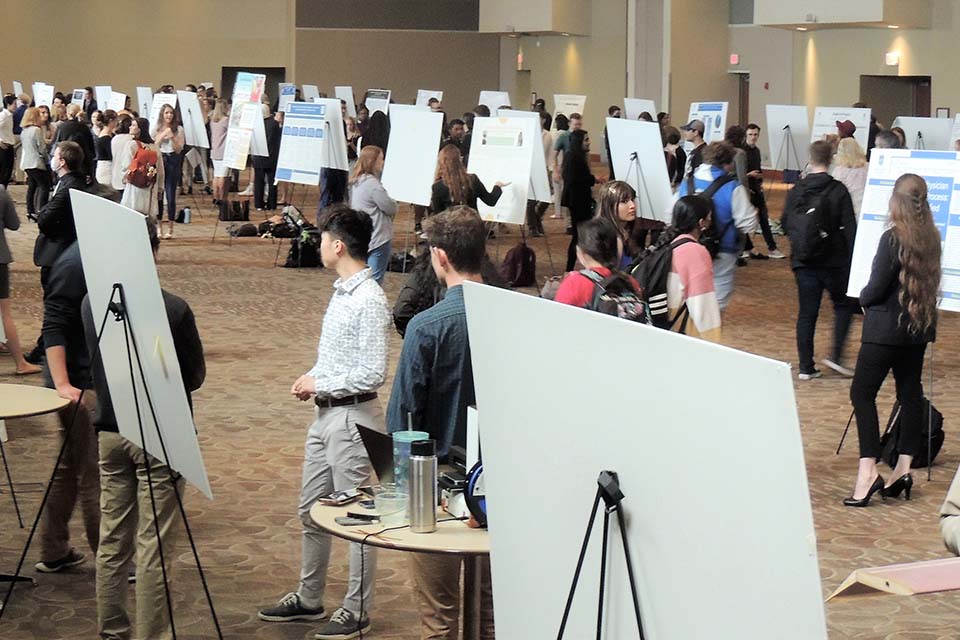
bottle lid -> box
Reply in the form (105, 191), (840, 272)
(411, 439), (436, 457)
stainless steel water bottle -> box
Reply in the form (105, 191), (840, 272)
(409, 439), (437, 533)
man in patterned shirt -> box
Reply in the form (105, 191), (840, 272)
(259, 205), (391, 640)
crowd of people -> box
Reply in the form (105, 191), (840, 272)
(2, 79), (959, 639)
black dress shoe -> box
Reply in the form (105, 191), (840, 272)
(881, 473), (913, 500)
(24, 343), (44, 365)
(843, 475), (885, 507)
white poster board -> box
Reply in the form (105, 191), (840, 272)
(847, 149), (960, 312)
(891, 116), (954, 151)
(554, 94), (586, 119)
(177, 90), (210, 148)
(951, 115), (960, 150)
(136, 87), (153, 117)
(278, 82), (296, 112)
(335, 86), (357, 118)
(811, 107), (871, 151)
(624, 98), (657, 122)
(95, 86), (112, 110)
(499, 108), (551, 204)
(478, 90), (511, 113)
(381, 104), (443, 206)
(107, 92), (126, 112)
(301, 84), (320, 103)
(223, 72), (267, 170)
(148, 93), (177, 130)
(687, 101), (728, 143)
(363, 88), (391, 116)
(276, 101), (326, 186)
(415, 90), (443, 108)
(465, 116), (536, 224)
(33, 83), (54, 108)
(12, 81), (22, 98)
(463, 282), (828, 640)
(765, 105), (811, 171)
(71, 191), (212, 499)
(71, 89), (85, 107)
(606, 118), (674, 224)
(314, 97), (349, 171)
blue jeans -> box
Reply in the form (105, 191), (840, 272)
(713, 252), (738, 311)
(162, 153), (182, 221)
(367, 241), (392, 286)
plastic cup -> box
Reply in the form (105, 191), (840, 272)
(373, 483), (409, 526)
(393, 431), (429, 496)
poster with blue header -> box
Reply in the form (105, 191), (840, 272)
(687, 101), (728, 143)
(847, 149), (960, 312)
(276, 102), (326, 186)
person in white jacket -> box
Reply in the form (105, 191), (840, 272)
(348, 145), (396, 285)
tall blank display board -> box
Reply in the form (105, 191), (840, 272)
(381, 105), (443, 206)
(335, 86), (356, 117)
(71, 191), (212, 498)
(177, 91), (210, 148)
(464, 283), (827, 640)
(606, 118), (673, 223)
(466, 116), (536, 224)
(891, 117), (954, 151)
(624, 98), (656, 121)
(136, 87), (153, 119)
(314, 98), (349, 171)
(765, 105), (810, 170)
(811, 107), (870, 151)
(478, 90), (511, 112)
(847, 149), (960, 312)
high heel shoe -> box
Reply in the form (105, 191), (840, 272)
(843, 475), (885, 507)
(881, 473), (913, 500)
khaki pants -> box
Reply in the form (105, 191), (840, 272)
(96, 431), (184, 640)
(409, 553), (495, 640)
(39, 392), (101, 562)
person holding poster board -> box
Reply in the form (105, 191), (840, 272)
(845, 173), (942, 507)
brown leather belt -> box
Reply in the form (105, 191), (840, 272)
(315, 392), (378, 409)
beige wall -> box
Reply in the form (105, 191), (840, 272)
(0, 0), (293, 100)
(669, 0), (737, 124)
(516, 0), (628, 138)
(791, 0), (960, 116)
(295, 30), (501, 118)
(728, 25), (797, 164)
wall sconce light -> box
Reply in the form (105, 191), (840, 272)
(885, 51), (900, 66)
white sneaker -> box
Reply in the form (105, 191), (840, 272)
(768, 249), (787, 259)
(739, 250), (750, 259)
(822, 358), (854, 377)
(798, 369), (822, 381)
(238, 186), (254, 196)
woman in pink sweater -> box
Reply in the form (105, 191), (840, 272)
(664, 196), (722, 341)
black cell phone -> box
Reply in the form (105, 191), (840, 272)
(346, 511), (379, 522)
(334, 516), (370, 527)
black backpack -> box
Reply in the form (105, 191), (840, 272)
(284, 231), (321, 268)
(686, 173), (737, 259)
(628, 237), (696, 330)
(500, 242), (537, 288)
(579, 270), (651, 324)
(785, 181), (837, 263)
(880, 398), (944, 469)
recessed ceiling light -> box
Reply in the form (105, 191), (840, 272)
(797, 27), (808, 31)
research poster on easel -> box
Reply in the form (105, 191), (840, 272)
(554, 94), (586, 118)
(364, 88), (391, 115)
(466, 116), (536, 225)
(276, 101), (326, 186)
(624, 98), (656, 121)
(223, 72), (266, 170)
(687, 101), (728, 143)
(278, 82), (297, 112)
(415, 89), (443, 108)
(847, 149), (960, 312)
(811, 107), (870, 151)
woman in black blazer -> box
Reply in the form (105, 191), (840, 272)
(430, 144), (506, 214)
(562, 129), (598, 271)
(845, 173), (942, 507)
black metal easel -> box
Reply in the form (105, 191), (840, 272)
(0, 284), (223, 638)
(557, 471), (645, 640)
(622, 151), (662, 249)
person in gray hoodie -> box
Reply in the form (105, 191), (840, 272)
(348, 145), (396, 285)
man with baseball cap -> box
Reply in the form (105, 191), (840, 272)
(681, 119), (706, 178)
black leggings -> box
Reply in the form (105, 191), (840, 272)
(850, 342), (927, 459)
(25, 168), (51, 215)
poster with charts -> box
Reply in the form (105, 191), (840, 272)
(278, 83), (296, 112)
(811, 107), (870, 151)
(71, 89), (85, 107)
(847, 149), (960, 312)
(687, 101), (728, 143)
(465, 116), (536, 225)
(224, 72), (267, 170)
(275, 102), (326, 186)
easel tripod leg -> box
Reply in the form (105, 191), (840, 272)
(0, 438), (23, 528)
(557, 488), (603, 639)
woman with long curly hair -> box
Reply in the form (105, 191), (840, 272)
(430, 144), (506, 213)
(845, 173), (942, 507)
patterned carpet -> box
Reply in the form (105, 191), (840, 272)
(0, 177), (958, 639)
